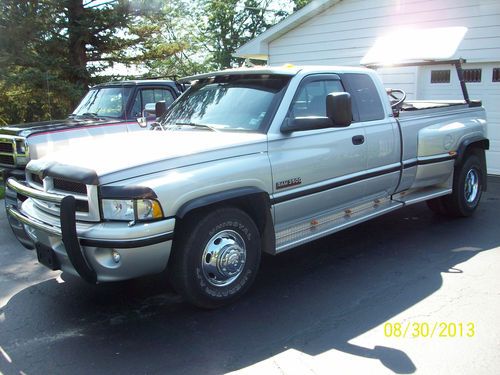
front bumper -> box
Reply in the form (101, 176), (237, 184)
(6, 178), (175, 283)
(3, 168), (35, 249)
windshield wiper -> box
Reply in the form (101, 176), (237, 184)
(173, 122), (219, 132)
(80, 112), (100, 118)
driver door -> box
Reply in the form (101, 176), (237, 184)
(268, 74), (368, 231)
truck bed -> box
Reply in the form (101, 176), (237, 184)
(399, 100), (482, 117)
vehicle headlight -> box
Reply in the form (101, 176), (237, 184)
(15, 139), (27, 154)
(101, 199), (164, 221)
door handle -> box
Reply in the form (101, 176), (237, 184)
(352, 135), (365, 145)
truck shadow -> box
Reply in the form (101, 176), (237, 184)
(0, 195), (498, 375)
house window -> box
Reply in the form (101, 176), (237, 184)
(493, 68), (500, 82)
(463, 69), (481, 82)
(431, 70), (450, 83)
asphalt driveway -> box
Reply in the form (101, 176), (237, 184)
(0, 178), (499, 375)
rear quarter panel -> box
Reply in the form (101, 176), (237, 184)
(397, 106), (487, 191)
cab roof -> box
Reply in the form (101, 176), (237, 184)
(179, 65), (373, 82)
(93, 79), (176, 88)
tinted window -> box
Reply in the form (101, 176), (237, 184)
(131, 93), (142, 117)
(431, 70), (451, 83)
(291, 79), (344, 117)
(344, 73), (384, 122)
(161, 74), (290, 132)
(130, 88), (176, 118)
(154, 89), (175, 105)
(73, 87), (132, 118)
(463, 69), (481, 83)
(141, 90), (155, 107)
(494, 68), (500, 82)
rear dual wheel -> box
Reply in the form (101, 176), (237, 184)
(169, 207), (261, 309)
(427, 153), (484, 217)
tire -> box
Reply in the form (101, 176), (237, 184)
(169, 207), (261, 309)
(427, 153), (484, 217)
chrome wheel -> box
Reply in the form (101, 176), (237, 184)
(201, 230), (247, 287)
(464, 168), (479, 204)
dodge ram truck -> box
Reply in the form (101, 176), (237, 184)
(6, 63), (489, 308)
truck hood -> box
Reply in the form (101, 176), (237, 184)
(27, 130), (268, 185)
(0, 117), (122, 138)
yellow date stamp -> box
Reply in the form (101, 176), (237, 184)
(384, 322), (475, 338)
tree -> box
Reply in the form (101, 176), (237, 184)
(134, 0), (209, 78)
(203, 0), (289, 69)
(292, 0), (311, 11)
(0, 0), (310, 124)
(0, 0), (179, 123)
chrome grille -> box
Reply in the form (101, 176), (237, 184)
(31, 173), (43, 186)
(26, 175), (100, 222)
(0, 142), (13, 153)
(0, 154), (14, 166)
(53, 178), (87, 195)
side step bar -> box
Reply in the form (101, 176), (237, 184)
(275, 198), (402, 253)
(275, 186), (452, 253)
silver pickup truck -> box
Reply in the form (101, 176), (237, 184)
(6, 63), (489, 308)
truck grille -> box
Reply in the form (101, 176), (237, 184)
(26, 175), (100, 222)
(0, 142), (13, 153)
(75, 200), (90, 212)
(53, 178), (87, 195)
(0, 154), (14, 166)
(31, 173), (43, 186)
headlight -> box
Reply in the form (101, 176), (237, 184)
(101, 199), (164, 221)
(15, 140), (27, 154)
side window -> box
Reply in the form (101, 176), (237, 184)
(131, 93), (142, 117)
(290, 79), (344, 117)
(141, 89), (155, 107)
(154, 89), (175, 106)
(130, 88), (176, 118)
(344, 73), (384, 122)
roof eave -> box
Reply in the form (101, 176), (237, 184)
(234, 0), (340, 60)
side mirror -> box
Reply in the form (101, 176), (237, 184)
(326, 92), (352, 127)
(143, 103), (157, 119)
(155, 101), (167, 117)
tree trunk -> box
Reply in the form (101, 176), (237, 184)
(66, 0), (89, 89)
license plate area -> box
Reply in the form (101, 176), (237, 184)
(35, 243), (60, 270)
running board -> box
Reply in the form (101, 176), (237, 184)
(392, 187), (452, 205)
(275, 198), (403, 253)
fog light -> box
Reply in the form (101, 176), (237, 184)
(112, 250), (121, 263)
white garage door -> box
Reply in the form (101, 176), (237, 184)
(418, 63), (500, 175)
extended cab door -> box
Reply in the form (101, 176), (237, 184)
(341, 73), (401, 201)
(268, 73), (400, 231)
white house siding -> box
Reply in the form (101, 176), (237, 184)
(265, 0), (500, 173)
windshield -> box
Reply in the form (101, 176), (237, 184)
(161, 74), (291, 132)
(72, 86), (132, 118)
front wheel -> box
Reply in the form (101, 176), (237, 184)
(169, 207), (261, 309)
